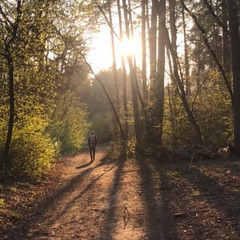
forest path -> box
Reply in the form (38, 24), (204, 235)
(23, 143), (169, 240)
(4, 143), (240, 239)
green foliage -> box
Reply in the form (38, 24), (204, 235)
(108, 139), (127, 159)
(91, 112), (112, 142)
(108, 137), (136, 159)
(79, 72), (117, 143)
(126, 138), (136, 158)
(108, 141), (123, 159)
(8, 115), (56, 179)
(163, 70), (233, 147)
(197, 84), (233, 146)
(0, 0), (96, 179)
(163, 86), (194, 147)
(49, 91), (90, 153)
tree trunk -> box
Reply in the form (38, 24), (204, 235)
(1, 57), (15, 176)
(141, 0), (148, 102)
(1, 1), (21, 177)
(221, 0), (230, 72)
(181, 4), (190, 95)
(107, 0), (120, 139)
(147, 0), (159, 151)
(149, 0), (158, 95)
(117, 0), (129, 142)
(122, 0), (141, 148)
(227, 0), (240, 155)
(154, 0), (166, 147)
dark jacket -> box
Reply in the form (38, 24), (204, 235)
(88, 134), (98, 148)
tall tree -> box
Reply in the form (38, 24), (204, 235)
(149, 0), (158, 96)
(181, 3), (191, 95)
(147, 0), (166, 149)
(0, 0), (22, 174)
(122, 0), (141, 148)
(141, 0), (148, 102)
(117, 0), (129, 141)
(221, 0), (230, 72)
(107, 0), (120, 129)
(155, 0), (166, 146)
(227, 0), (240, 154)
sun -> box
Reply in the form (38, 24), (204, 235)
(88, 29), (142, 72)
(117, 38), (135, 56)
(113, 35), (143, 70)
(116, 36), (139, 58)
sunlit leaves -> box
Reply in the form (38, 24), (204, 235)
(10, 115), (56, 179)
(0, 0), (95, 178)
(163, 69), (233, 147)
(49, 90), (90, 153)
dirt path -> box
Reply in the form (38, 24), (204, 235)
(22, 144), (157, 240)
(4, 144), (240, 240)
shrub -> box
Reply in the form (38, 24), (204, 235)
(49, 104), (90, 154)
(8, 115), (56, 180)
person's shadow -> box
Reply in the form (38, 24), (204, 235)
(76, 161), (92, 169)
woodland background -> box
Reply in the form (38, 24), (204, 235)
(0, 0), (240, 180)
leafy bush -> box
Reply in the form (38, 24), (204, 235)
(196, 85), (233, 146)
(163, 89), (194, 147)
(90, 112), (112, 143)
(163, 72), (233, 148)
(49, 100), (90, 154)
(8, 115), (56, 179)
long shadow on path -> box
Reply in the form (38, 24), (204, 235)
(6, 151), (118, 239)
(180, 163), (240, 238)
(99, 157), (126, 239)
(137, 157), (179, 240)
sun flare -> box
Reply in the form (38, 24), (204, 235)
(117, 37), (137, 57)
(89, 29), (142, 72)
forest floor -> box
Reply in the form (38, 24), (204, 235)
(1, 143), (240, 239)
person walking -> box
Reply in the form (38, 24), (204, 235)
(88, 131), (98, 162)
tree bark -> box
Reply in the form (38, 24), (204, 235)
(181, 4), (190, 95)
(122, 0), (141, 148)
(107, 0), (120, 139)
(117, 0), (129, 142)
(141, 0), (148, 102)
(1, 57), (15, 175)
(149, 0), (158, 95)
(227, 0), (240, 154)
(0, 1), (21, 176)
(154, 0), (166, 146)
(221, 0), (230, 72)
